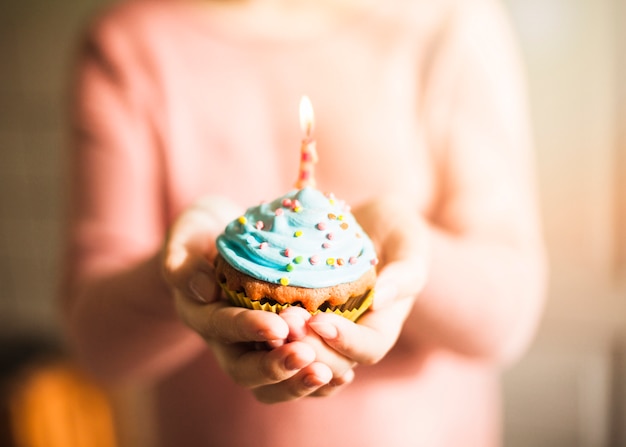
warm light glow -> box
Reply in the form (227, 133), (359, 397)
(299, 96), (315, 137)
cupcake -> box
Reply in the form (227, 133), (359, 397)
(215, 188), (377, 321)
(214, 96), (377, 321)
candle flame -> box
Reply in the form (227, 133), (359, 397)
(299, 96), (315, 137)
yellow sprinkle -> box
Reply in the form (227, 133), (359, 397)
(280, 277), (290, 286)
(238, 216), (247, 225)
(294, 230), (303, 237)
(326, 258), (335, 266)
(329, 199), (336, 205)
(337, 215), (344, 221)
(293, 206), (303, 213)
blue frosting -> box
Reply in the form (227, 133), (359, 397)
(216, 188), (377, 288)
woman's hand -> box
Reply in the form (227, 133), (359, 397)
(161, 196), (353, 403)
(308, 195), (430, 366)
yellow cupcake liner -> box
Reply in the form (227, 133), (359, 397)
(219, 283), (374, 322)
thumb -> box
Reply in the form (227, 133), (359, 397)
(372, 256), (428, 310)
(163, 196), (242, 304)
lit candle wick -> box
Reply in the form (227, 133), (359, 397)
(295, 96), (318, 189)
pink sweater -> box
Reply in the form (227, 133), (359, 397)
(63, 0), (546, 446)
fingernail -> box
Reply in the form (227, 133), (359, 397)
(285, 353), (306, 371)
(303, 374), (324, 388)
(309, 322), (338, 340)
(189, 272), (215, 303)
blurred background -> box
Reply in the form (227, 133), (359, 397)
(0, 0), (625, 446)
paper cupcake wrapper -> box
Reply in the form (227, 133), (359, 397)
(219, 283), (374, 322)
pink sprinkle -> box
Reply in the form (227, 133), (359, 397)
(326, 233), (334, 240)
(291, 200), (301, 210)
(255, 221), (264, 230)
(282, 198), (292, 208)
(349, 256), (358, 264)
(284, 248), (293, 258)
(275, 208), (284, 216)
(259, 242), (269, 250)
(309, 255), (319, 265)
(370, 258), (379, 266)
(322, 242), (331, 249)
(316, 222), (327, 231)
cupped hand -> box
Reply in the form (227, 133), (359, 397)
(161, 196), (346, 403)
(308, 195), (430, 366)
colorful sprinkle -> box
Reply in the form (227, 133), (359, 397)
(355, 232), (362, 238)
(294, 256), (304, 264)
(326, 233), (334, 240)
(340, 222), (349, 230)
(329, 198), (336, 205)
(280, 277), (290, 286)
(283, 248), (293, 258)
(259, 242), (269, 250)
(309, 255), (320, 265)
(349, 256), (358, 264)
(286, 264), (294, 272)
(294, 230), (303, 238)
(255, 220), (264, 230)
(371, 258), (379, 266)
(275, 208), (284, 216)
(328, 213), (336, 220)
(337, 215), (344, 221)
(293, 206), (303, 213)
(316, 222), (327, 231)
(238, 216), (247, 225)
(337, 258), (345, 266)
(322, 242), (331, 249)
(282, 198), (292, 208)
(326, 258), (335, 266)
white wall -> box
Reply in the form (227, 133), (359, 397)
(503, 0), (626, 445)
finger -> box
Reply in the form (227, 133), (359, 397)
(163, 198), (242, 303)
(251, 362), (333, 404)
(175, 294), (289, 344)
(308, 298), (413, 365)
(213, 340), (316, 388)
(310, 368), (356, 397)
(163, 213), (220, 303)
(372, 257), (427, 310)
(299, 331), (355, 376)
(279, 306), (311, 341)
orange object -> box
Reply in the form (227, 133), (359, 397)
(8, 363), (117, 447)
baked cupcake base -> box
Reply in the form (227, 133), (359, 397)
(215, 254), (375, 322)
(219, 283), (374, 322)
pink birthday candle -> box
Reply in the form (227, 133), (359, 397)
(295, 95), (318, 189)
